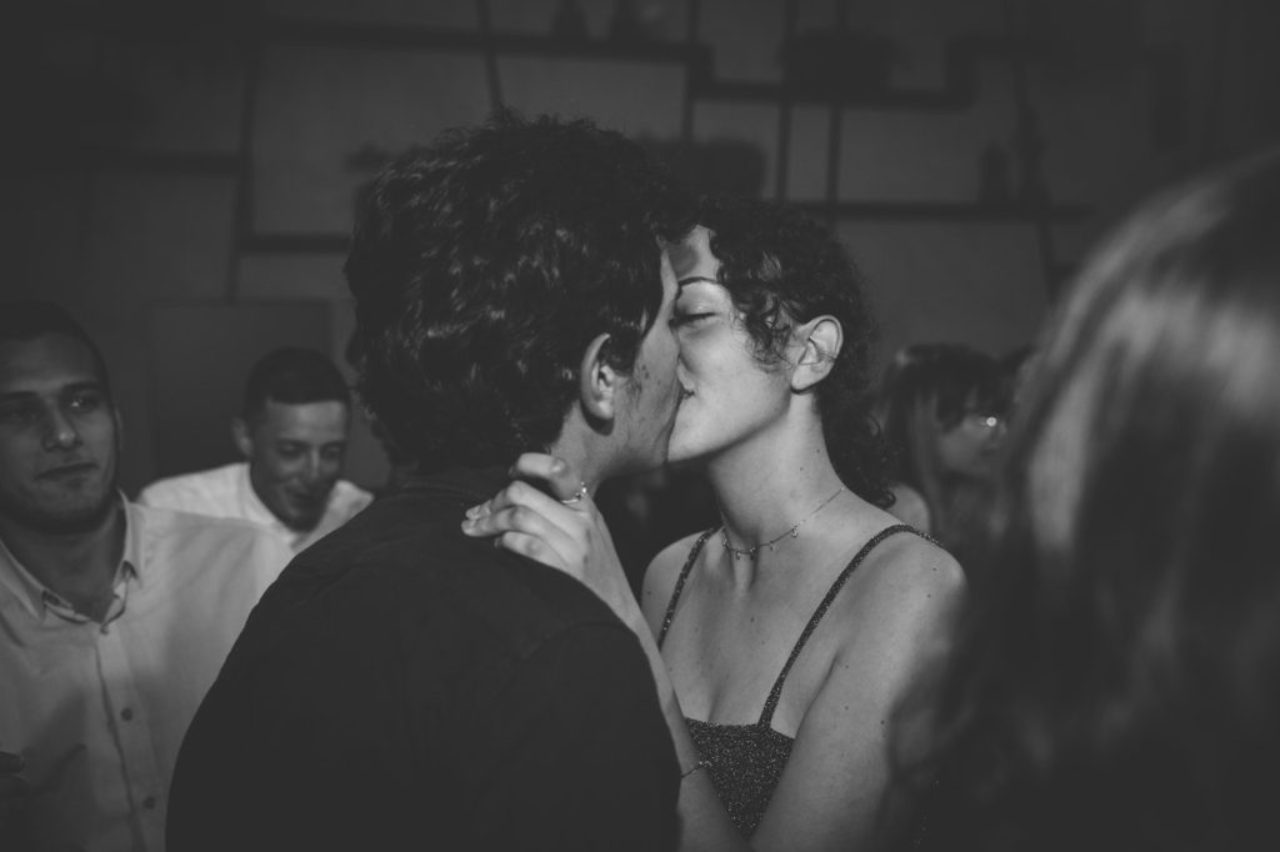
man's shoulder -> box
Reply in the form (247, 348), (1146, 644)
(329, 479), (374, 515)
(137, 462), (243, 513)
(291, 491), (628, 659)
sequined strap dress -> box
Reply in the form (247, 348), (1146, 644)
(658, 523), (922, 838)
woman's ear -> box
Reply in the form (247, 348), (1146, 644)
(791, 315), (843, 392)
(578, 332), (623, 424)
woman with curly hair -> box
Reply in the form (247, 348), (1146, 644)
(893, 148), (1280, 852)
(464, 196), (965, 850)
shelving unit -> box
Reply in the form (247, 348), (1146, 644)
(690, 35), (1044, 113)
(40, 3), (1090, 290)
(33, 148), (244, 177)
(792, 200), (1092, 223)
(259, 15), (712, 66)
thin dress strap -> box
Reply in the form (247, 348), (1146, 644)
(658, 528), (716, 647)
(758, 523), (921, 727)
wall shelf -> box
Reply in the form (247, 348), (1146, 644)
(27, 147), (244, 177)
(240, 197), (1093, 255)
(693, 35), (1045, 112)
(793, 199), (1093, 223)
(241, 233), (350, 255)
(693, 79), (960, 111)
(259, 16), (711, 66)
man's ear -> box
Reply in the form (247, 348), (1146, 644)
(791, 315), (843, 392)
(578, 332), (624, 425)
(231, 417), (254, 458)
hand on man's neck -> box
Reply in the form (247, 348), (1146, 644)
(546, 410), (621, 496)
(0, 501), (126, 621)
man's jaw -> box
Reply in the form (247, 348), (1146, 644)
(1, 484), (120, 537)
(277, 488), (331, 532)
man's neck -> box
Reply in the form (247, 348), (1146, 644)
(546, 426), (611, 497)
(0, 502), (126, 618)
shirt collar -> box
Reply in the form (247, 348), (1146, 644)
(0, 493), (140, 621)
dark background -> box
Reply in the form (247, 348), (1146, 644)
(8, 0), (1279, 495)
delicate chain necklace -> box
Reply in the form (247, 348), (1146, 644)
(720, 486), (846, 561)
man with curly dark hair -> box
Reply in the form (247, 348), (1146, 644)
(167, 112), (696, 852)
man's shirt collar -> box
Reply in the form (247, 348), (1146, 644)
(0, 493), (140, 621)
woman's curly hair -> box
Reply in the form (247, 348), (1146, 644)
(700, 196), (892, 506)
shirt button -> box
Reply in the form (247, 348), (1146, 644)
(121, 707), (134, 721)
(143, 795), (157, 809)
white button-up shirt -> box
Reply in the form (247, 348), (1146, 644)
(0, 500), (293, 852)
(138, 461), (372, 553)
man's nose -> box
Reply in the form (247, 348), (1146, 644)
(301, 453), (337, 485)
(300, 453), (323, 483)
(42, 407), (82, 451)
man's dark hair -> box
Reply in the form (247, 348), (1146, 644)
(243, 346), (351, 422)
(0, 300), (112, 397)
(345, 111), (695, 471)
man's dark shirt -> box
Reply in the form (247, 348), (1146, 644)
(167, 468), (679, 851)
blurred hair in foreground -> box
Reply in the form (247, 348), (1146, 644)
(895, 146), (1280, 852)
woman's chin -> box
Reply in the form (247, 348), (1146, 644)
(665, 430), (708, 466)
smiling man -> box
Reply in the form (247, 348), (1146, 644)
(0, 301), (292, 852)
(139, 347), (372, 553)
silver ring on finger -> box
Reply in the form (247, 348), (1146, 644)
(559, 482), (590, 505)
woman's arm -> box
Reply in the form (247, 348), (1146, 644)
(751, 538), (965, 851)
(462, 456), (963, 851)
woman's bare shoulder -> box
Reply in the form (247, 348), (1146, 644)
(839, 534), (964, 670)
(824, 519), (966, 637)
(640, 530), (710, 626)
(867, 526), (964, 598)
(806, 524), (965, 715)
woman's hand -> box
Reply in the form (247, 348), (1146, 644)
(461, 453), (639, 626)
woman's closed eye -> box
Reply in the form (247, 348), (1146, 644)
(670, 310), (714, 329)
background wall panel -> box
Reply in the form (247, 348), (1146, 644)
(148, 302), (331, 478)
(252, 44), (492, 234)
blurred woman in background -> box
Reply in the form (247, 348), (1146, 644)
(895, 147), (1280, 852)
(875, 343), (1008, 561)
